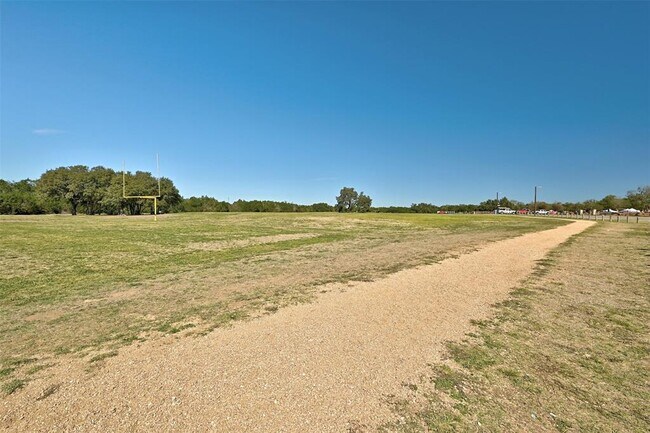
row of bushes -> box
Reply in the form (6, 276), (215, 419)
(180, 196), (334, 213)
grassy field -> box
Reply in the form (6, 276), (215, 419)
(0, 212), (568, 394)
(380, 222), (649, 432)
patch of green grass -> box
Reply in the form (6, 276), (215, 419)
(25, 364), (50, 375)
(2, 378), (25, 395)
(89, 350), (118, 363)
(497, 367), (535, 389)
(0, 357), (37, 379)
(447, 343), (496, 370)
(433, 366), (467, 401)
(419, 408), (463, 433)
(157, 322), (196, 334)
(53, 346), (72, 355)
(214, 310), (248, 325)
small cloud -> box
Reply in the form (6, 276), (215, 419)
(33, 128), (65, 136)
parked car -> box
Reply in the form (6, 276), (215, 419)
(496, 207), (516, 214)
(518, 209), (530, 214)
(535, 209), (549, 215)
(602, 209), (619, 215)
(620, 208), (641, 215)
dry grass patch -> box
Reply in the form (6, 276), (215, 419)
(187, 232), (319, 251)
(0, 213), (568, 393)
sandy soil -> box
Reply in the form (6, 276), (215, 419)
(0, 221), (593, 432)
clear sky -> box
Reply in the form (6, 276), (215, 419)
(1, 1), (648, 206)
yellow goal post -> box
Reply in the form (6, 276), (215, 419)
(122, 154), (162, 221)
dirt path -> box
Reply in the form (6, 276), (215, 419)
(1, 220), (593, 432)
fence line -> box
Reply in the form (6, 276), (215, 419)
(531, 213), (647, 223)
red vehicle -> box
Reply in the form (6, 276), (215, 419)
(518, 209), (530, 214)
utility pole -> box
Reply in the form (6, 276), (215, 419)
(496, 192), (499, 214)
(534, 186), (541, 214)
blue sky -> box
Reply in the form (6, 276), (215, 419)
(1, 1), (648, 206)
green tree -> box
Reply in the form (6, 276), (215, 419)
(37, 166), (89, 215)
(581, 199), (599, 212)
(550, 202), (565, 212)
(499, 196), (514, 209)
(626, 186), (650, 211)
(478, 199), (498, 211)
(157, 177), (182, 213)
(101, 174), (128, 215)
(410, 203), (438, 213)
(82, 166), (115, 214)
(335, 187), (359, 212)
(562, 202), (578, 213)
(310, 202), (333, 212)
(121, 171), (158, 215)
(356, 192), (372, 213)
(181, 196), (230, 212)
(599, 194), (623, 211)
(0, 179), (46, 214)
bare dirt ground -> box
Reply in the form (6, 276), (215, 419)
(0, 221), (593, 432)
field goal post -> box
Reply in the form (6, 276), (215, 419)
(122, 154), (162, 221)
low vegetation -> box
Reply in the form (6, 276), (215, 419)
(0, 212), (567, 393)
(2, 166), (647, 215)
(380, 223), (649, 432)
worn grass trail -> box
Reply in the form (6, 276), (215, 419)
(381, 222), (649, 433)
(1, 220), (592, 432)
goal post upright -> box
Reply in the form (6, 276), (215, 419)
(122, 154), (162, 221)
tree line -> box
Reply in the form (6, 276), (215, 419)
(373, 187), (649, 214)
(181, 196), (334, 213)
(1, 168), (648, 215)
(180, 188), (371, 213)
(0, 166), (181, 215)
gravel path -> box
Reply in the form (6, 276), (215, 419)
(1, 221), (593, 432)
